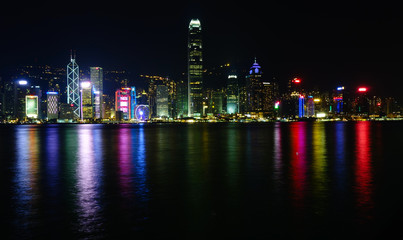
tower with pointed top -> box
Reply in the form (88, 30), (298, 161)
(245, 58), (264, 113)
(67, 51), (80, 118)
(188, 19), (203, 117)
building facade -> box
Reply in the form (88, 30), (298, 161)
(115, 88), (131, 120)
(46, 91), (59, 120)
(81, 81), (93, 119)
(245, 60), (264, 114)
(156, 85), (169, 118)
(188, 19), (203, 117)
(67, 54), (80, 119)
(90, 67), (103, 118)
(227, 75), (239, 114)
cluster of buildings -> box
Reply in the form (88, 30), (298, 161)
(0, 19), (401, 123)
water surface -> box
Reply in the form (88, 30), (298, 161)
(1, 122), (402, 239)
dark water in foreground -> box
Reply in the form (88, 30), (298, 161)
(0, 122), (402, 239)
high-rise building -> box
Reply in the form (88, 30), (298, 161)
(115, 88), (131, 120)
(188, 19), (203, 117)
(30, 85), (42, 119)
(81, 81), (93, 119)
(90, 67), (103, 118)
(46, 91), (59, 120)
(14, 79), (31, 120)
(130, 87), (137, 119)
(227, 75), (239, 114)
(245, 59), (264, 113)
(67, 53), (80, 118)
(176, 79), (188, 118)
(262, 79), (279, 114)
(156, 85), (169, 118)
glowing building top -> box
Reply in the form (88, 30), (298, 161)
(189, 19), (201, 30)
(249, 58), (262, 75)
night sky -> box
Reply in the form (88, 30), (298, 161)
(1, 1), (403, 100)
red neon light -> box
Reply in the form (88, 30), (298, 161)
(293, 78), (301, 83)
(358, 87), (367, 92)
(377, 102), (381, 106)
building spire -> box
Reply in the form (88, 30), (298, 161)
(70, 49), (77, 60)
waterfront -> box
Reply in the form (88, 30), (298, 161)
(1, 122), (402, 239)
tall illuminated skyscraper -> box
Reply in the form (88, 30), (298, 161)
(188, 19), (203, 117)
(67, 52), (80, 118)
(46, 91), (59, 120)
(227, 75), (239, 114)
(245, 59), (264, 113)
(156, 85), (169, 117)
(90, 67), (103, 119)
(81, 81), (93, 119)
(115, 88), (131, 120)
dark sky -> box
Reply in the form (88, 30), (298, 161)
(1, 1), (403, 99)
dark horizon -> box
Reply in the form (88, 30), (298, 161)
(1, 1), (403, 99)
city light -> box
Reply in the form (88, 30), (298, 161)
(314, 98), (321, 102)
(81, 81), (91, 88)
(292, 78), (301, 83)
(358, 87), (367, 92)
(337, 86), (345, 90)
(18, 80), (28, 85)
(46, 91), (58, 95)
(274, 101), (280, 109)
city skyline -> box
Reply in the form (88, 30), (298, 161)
(1, 1), (403, 100)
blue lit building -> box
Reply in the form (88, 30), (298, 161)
(131, 87), (136, 119)
(298, 95), (305, 118)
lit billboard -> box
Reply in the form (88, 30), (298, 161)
(26, 95), (38, 118)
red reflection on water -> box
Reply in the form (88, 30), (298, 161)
(355, 121), (373, 218)
(290, 122), (307, 208)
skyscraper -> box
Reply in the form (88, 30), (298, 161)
(46, 91), (59, 120)
(245, 59), (264, 113)
(67, 53), (80, 118)
(25, 95), (38, 119)
(14, 79), (30, 120)
(130, 87), (137, 119)
(188, 19), (203, 117)
(81, 81), (93, 119)
(227, 75), (239, 114)
(90, 67), (103, 119)
(156, 85), (169, 118)
(115, 88), (131, 120)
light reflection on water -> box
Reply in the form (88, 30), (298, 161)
(76, 125), (103, 237)
(355, 121), (373, 221)
(13, 127), (40, 235)
(5, 122), (398, 238)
